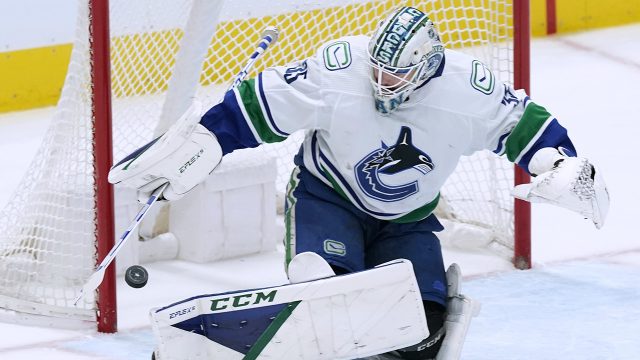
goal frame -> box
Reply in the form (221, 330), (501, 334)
(91, 0), (117, 333)
(513, 0), (532, 271)
(88, 0), (532, 333)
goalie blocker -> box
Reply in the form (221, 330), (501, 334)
(109, 100), (223, 202)
(150, 253), (479, 360)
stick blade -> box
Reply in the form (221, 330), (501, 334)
(73, 267), (106, 305)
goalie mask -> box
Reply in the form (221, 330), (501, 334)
(368, 7), (445, 114)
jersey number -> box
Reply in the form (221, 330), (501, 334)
(284, 61), (308, 84)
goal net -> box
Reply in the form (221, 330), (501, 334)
(0, 0), (526, 329)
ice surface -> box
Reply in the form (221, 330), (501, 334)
(463, 253), (640, 359)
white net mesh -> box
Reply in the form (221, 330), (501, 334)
(0, 0), (517, 323)
(0, 1), (96, 320)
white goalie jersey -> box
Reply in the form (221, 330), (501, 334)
(200, 35), (576, 222)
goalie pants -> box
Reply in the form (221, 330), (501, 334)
(284, 163), (448, 307)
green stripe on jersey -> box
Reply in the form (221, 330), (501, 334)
(391, 193), (440, 223)
(236, 79), (287, 143)
(505, 102), (553, 162)
(284, 167), (301, 272)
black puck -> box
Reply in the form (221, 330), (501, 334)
(125, 265), (148, 288)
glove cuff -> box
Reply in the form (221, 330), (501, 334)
(528, 147), (565, 176)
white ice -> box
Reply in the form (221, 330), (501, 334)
(0, 24), (639, 359)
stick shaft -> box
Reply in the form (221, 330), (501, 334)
(228, 27), (280, 91)
(74, 184), (167, 305)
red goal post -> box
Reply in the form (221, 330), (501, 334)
(90, 0), (117, 333)
(513, 0), (532, 270)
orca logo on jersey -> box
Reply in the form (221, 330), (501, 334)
(355, 126), (434, 202)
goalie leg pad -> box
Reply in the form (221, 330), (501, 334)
(435, 263), (481, 360)
(392, 301), (446, 359)
(363, 264), (480, 360)
(287, 251), (336, 283)
(151, 259), (429, 360)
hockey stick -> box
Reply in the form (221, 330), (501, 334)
(74, 27), (280, 305)
(74, 183), (167, 305)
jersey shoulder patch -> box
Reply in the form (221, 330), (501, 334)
(469, 59), (495, 95)
(322, 40), (352, 71)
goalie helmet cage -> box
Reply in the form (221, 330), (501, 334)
(0, 0), (530, 333)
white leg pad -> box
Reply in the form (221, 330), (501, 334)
(435, 263), (481, 360)
(150, 259), (429, 360)
(287, 252), (336, 283)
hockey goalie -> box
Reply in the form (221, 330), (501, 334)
(109, 6), (609, 359)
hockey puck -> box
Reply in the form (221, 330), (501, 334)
(125, 265), (148, 288)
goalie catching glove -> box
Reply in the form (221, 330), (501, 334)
(512, 147), (610, 229)
(108, 101), (222, 201)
